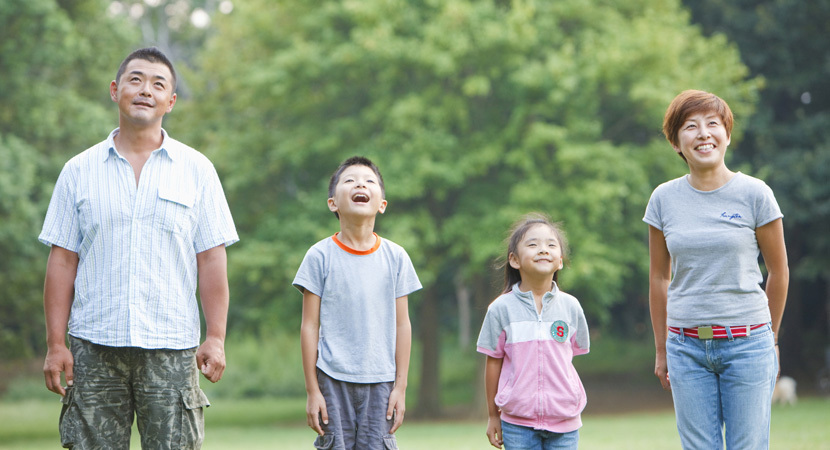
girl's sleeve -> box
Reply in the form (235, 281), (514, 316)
(476, 304), (506, 358)
(572, 303), (590, 356)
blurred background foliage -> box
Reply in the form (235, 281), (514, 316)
(1, 0), (827, 416)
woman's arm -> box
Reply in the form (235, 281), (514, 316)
(648, 225), (672, 390)
(756, 218), (789, 339)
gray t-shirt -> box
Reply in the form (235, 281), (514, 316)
(293, 234), (422, 383)
(643, 173), (782, 327)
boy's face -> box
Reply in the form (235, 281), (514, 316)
(328, 164), (387, 219)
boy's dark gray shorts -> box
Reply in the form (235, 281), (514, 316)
(314, 369), (398, 450)
(59, 336), (209, 449)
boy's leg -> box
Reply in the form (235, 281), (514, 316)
(316, 369), (354, 450)
(133, 346), (208, 450)
(60, 336), (134, 449)
(354, 381), (397, 450)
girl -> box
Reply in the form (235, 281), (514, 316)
(477, 213), (590, 450)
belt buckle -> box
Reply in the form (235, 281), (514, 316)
(697, 326), (714, 339)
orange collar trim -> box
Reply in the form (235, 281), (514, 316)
(331, 233), (381, 255)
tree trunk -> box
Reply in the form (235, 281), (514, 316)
(414, 285), (441, 417)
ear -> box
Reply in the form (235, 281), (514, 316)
(508, 252), (520, 270)
(166, 92), (177, 113)
(378, 199), (388, 214)
(327, 197), (338, 213)
(110, 80), (119, 103)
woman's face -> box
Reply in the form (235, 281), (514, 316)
(673, 111), (731, 169)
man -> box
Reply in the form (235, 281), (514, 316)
(39, 47), (238, 449)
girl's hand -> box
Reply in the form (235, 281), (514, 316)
(486, 415), (503, 448)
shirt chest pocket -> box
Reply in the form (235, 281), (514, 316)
(157, 184), (197, 236)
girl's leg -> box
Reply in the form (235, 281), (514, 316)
(501, 420), (543, 449)
(541, 429), (578, 450)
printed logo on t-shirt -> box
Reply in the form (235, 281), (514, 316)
(720, 212), (743, 220)
(551, 320), (569, 343)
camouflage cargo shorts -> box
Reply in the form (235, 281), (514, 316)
(59, 335), (210, 450)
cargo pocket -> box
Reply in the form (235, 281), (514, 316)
(178, 387), (210, 449)
(59, 387), (76, 449)
(313, 434), (335, 449)
(382, 434), (399, 449)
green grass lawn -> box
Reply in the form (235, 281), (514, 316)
(2, 396), (828, 449)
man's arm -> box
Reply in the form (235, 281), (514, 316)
(648, 225), (672, 391)
(196, 244), (229, 383)
(301, 290), (327, 435)
(43, 245), (79, 396)
(387, 295), (411, 433)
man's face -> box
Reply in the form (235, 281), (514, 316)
(110, 59), (176, 127)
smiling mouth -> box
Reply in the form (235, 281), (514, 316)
(696, 143), (715, 152)
(352, 194), (369, 203)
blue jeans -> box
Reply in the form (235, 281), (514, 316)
(666, 323), (777, 449)
(501, 420), (579, 450)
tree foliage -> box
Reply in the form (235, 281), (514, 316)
(684, 0), (830, 377)
(0, 0), (136, 358)
(181, 0), (758, 413)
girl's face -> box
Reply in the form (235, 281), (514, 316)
(508, 224), (563, 278)
(673, 110), (731, 170)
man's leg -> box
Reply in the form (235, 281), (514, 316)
(60, 336), (134, 449)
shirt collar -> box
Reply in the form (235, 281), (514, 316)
(511, 281), (559, 303)
(102, 128), (176, 162)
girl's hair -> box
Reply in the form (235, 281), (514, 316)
(498, 213), (570, 294)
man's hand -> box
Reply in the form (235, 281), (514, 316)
(387, 385), (406, 433)
(306, 390), (328, 435)
(196, 336), (226, 383)
(43, 345), (74, 396)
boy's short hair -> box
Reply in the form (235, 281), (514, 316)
(115, 47), (178, 91)
(663, 90), (733, 160)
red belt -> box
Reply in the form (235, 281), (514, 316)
(668, 324), (766, 339)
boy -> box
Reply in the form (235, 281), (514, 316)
(294, 156), (421, 450)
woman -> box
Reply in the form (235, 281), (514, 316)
(644, 90), (788, 449)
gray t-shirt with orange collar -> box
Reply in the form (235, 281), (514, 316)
(643, 173), (782, 327)
(293, 234), (421, 383)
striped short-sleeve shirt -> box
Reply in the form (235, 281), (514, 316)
(39, 128), (239, 349)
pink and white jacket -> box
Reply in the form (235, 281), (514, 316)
(477, 283), (590, 433)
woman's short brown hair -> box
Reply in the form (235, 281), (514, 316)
(663, 90), (734, 152)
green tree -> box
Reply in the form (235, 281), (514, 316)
(182, 0), (758, 415)
(684, 0), (830, 380)
(0, 0), (136, 358)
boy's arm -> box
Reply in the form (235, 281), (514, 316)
(301, 290), (327, 435)
(485, 355), (504, 449)
(387, 295), (411, 433)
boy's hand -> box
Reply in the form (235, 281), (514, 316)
(486, 415), (503, 448)
(387, 386), (406, 433)
(306, 390), (328, 435)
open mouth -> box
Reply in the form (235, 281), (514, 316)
(352, 193), (370, 203)
(696, 143), (715, 152)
